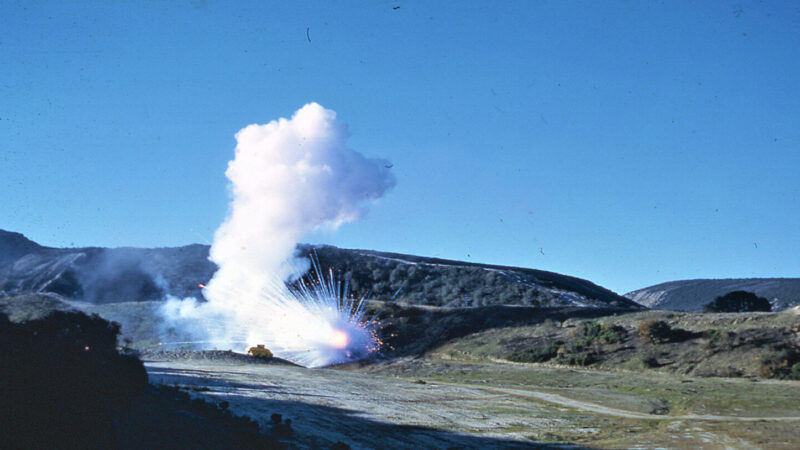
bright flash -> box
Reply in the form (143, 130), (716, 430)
(329, 329), (349, 349)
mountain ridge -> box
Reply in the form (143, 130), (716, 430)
(0, 229), (641, 310)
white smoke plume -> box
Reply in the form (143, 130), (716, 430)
(162, 103), (395, 366)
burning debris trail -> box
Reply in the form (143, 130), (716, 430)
(161, 103), (395, 367)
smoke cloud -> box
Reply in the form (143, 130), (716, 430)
(162, 103), (395, 365)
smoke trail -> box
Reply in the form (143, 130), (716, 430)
(162, 103), (395, 366)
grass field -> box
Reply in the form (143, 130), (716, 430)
(352, 357), (800, 448)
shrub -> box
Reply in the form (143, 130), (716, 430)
(759, 348), (800, 379)
(570, 322), (626, 347)
(248, 344), (273, 359)
(596, 323), (627, 345)
(637, 319), (675, 344)
(556, 352), (596, 366)
(792, 363), (800, 380)
(641, 355), (660, 368)
(507, 342), (561, 363)
(703, 291), (772, 313)
(0, 311), (147, 448)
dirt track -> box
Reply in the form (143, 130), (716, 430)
(475, 386), (800, 422)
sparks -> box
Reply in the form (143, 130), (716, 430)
(161, 258), (383, 368)
(274, 254), (382, 366)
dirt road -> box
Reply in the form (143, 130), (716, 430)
(476, 386), (800, 422)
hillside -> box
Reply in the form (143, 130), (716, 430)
(308, 245), (637, 309)
(625, 278), (800, 311)
(0, 229), (641, 310)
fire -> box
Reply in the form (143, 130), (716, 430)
(329, 329), (349, 349)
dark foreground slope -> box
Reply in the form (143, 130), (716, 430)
(0, 310), (284, 449)
(626, 278), (800, 311)
(0, 229), (640, 310)
(0, 311), (147, 448)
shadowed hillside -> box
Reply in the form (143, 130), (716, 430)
(0, 230), (214, 303)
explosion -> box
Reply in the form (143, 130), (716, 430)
(280, 255), (382, 365)
(161, 103), (394, 367)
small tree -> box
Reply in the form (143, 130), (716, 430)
(637, 319), (674, 344)
(703, 291), (771, 313)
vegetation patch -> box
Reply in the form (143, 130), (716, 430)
(555, 351), (597, 366)
(505, 321), (623, 366)
(435, 309), (800, 380)
(637, 319), (678, 344)
(703, 290), (772, 313)
(759, 348), (800, 380)
(508, 342), (561, 363)
(572, 321), (627, 346)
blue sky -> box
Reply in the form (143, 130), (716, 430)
(2, 1), (798, 294)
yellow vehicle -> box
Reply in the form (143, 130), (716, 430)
(247, 344), (273, 359)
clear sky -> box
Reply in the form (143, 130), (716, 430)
(2, 1), (798, 294)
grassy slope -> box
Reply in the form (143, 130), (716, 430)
(429, 309), (800, 379)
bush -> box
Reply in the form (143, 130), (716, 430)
(792, 363), (800, 380)
(637, 319), (675, 344)
(572, 322), (627, 345)
(759, 348), (800, 379)
(248, 345), (273, 359)
(703, 291), (772, 313)
(556, 351), (596, 366)
(641, 355), (660, 368)
(0, 311), (147, 448)
(507, 342), (561, 363)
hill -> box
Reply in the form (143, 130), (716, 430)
(0, 229), (641, 310)
(625, 278), (800, 311)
